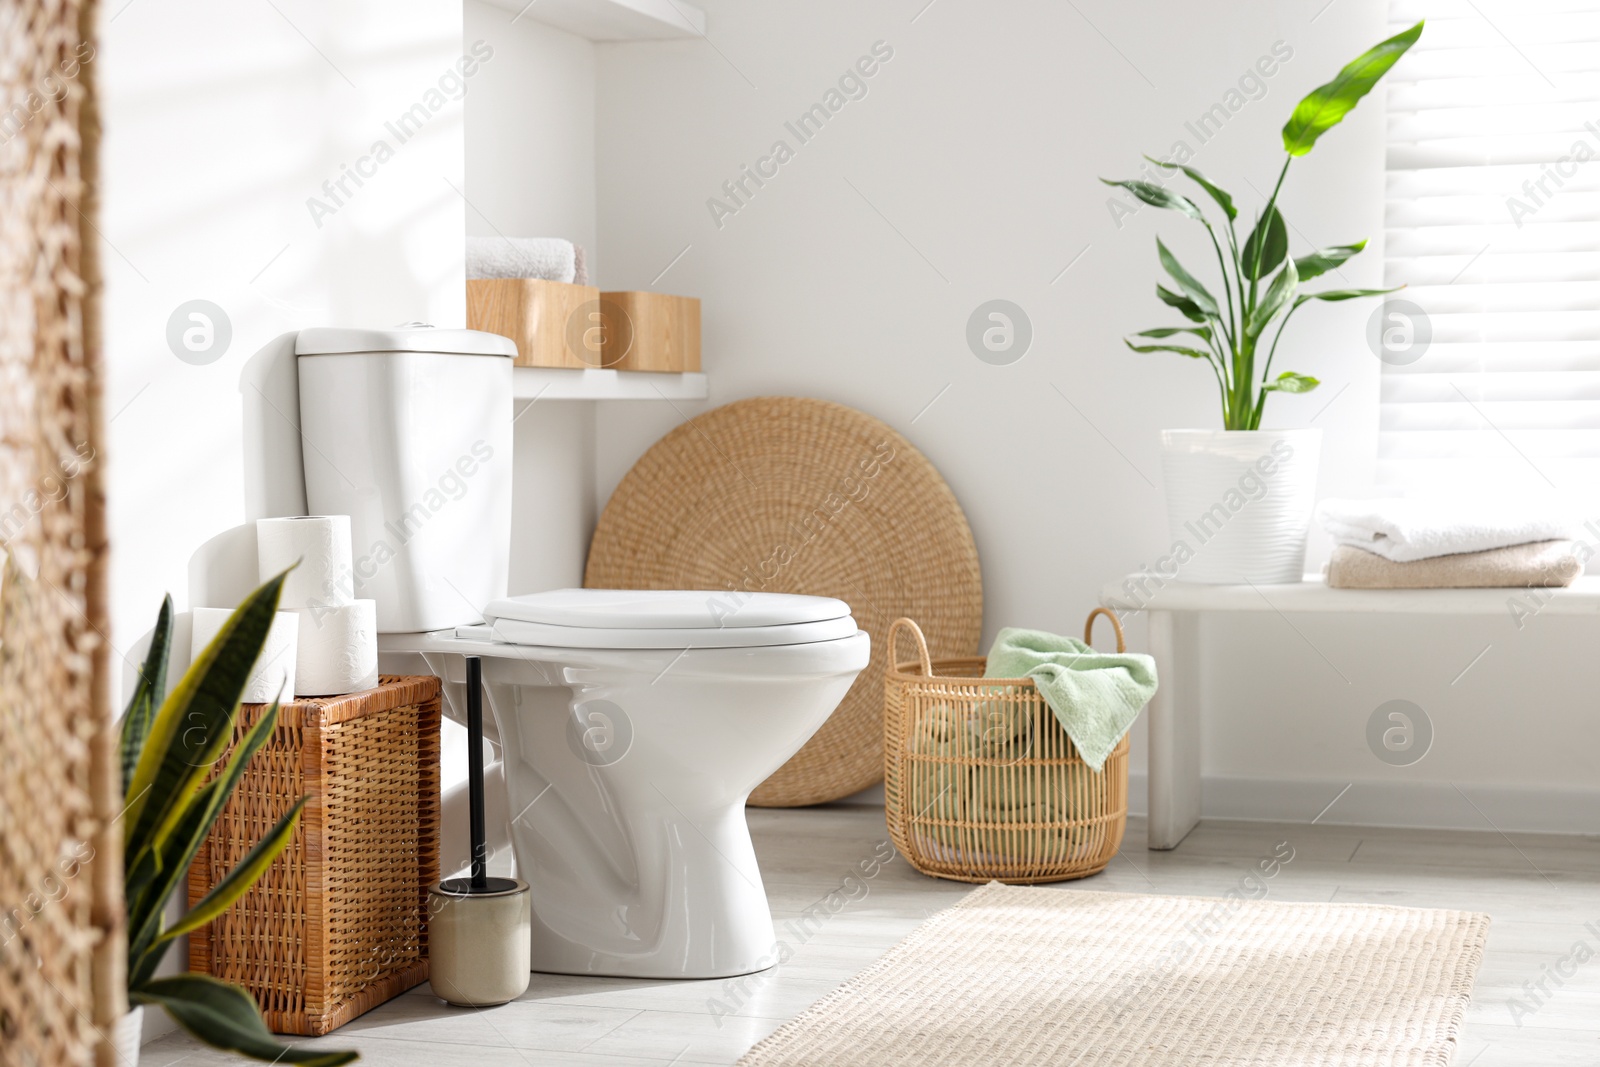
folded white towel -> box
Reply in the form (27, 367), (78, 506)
(1315, 497), (1583, 562)
(466, 236), (576, 282)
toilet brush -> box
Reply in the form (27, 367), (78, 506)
(428, 656), (532, 1006)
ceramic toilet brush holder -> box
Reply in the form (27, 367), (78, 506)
(429, 656), (531, 1007)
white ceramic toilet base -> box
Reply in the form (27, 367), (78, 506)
(383, 626), (869, 981)
(516, 795), (779, 980)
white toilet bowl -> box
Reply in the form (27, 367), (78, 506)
(382, 588), (869, 979)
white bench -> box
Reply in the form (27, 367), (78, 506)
(1098, 574), (1600, 849)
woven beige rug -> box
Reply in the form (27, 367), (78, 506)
(740, 885), (1489, 1066)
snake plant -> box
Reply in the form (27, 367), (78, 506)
(120, 572), (356, 1065)
(1102, 21), (1423, 430)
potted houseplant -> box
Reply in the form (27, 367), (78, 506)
(1103, 22), (1422, 583)
(117, 572), (356, 1066)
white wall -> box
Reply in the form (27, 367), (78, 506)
(589, 0), (1600, 829)
(100, 0), (469, 1039)
(463, 1), (597, 266)
(103, 0), (469, 656)
(464, 1), (601, 595)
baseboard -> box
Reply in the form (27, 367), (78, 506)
(832, 782), (885, 806)
(140, 1004), (176, 1045)
(1129, 773), (1600, 836)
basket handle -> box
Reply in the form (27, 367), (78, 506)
(1083, 607), (1126, 652)
(887, 617), (934, 676)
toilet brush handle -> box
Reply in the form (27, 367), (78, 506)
(466, 656), (487, 892)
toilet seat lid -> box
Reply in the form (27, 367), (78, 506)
(462, 614), (860, 649)
(483, 589), (852, 630)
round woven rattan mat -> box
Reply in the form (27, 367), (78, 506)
(584, 396), (983, 806)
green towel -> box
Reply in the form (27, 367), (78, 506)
(968, 763), (1095, 860)
(970, 702), (1031, 759)
(905, 704), (969, 848)
(968, 708), (1093, 858)
(984, 627), (1158, 772)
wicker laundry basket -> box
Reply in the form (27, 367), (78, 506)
(884, 612), (1130, 884)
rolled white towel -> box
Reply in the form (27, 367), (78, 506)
(466, 236), (576, 282)
(1315, 497), (1583, 562)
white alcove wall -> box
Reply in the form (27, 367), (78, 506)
(465, 0), (605, 594)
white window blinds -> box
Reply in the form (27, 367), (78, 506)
(1381, 0), (1600, 492)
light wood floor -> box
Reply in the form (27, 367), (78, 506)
(143, 806), (1600, 1066)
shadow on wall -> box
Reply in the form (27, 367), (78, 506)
(119, 327), (310, 769)
(241, 331), (308, 522)
(119, 523), (256, 733)
(156, 331), (307, 682)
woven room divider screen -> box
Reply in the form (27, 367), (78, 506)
(0, 0), (122, 1065)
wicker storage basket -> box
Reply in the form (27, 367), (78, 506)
(188, 675), (442, 1035)
(884, 612), (1130, 883)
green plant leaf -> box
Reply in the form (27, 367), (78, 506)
(1156, 285), (1207, 323)
(1134, 325), (1213, 342)
(1294, 240), (1367, 281)
(124, 572), (287, 853)
(1241, 207), (1288, 280)
(1293, 285), (1402, 307)
(1125, 341), (1213, 360)
(1282, 21), (1424, 156)
(121, 596), (174, 793)
(1145, 157), (1237, 221)
(126, 779), (220, 985)
(127, 701), (285, 986)
(159, 796), (305, 947)
(132, 974), (357, 1066)
(1156, 239), (1221, 318)
(1248, 258), (1299, 336)
(1262, 371), (1321, 393)
(1099, 178), (1204, 221)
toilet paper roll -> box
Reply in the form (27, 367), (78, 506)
(296, 599), (379, 696)
(257, 515), (353, 613)
(190, 607), (299, 704)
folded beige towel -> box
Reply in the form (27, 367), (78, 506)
(1326, 539), (1583, 589)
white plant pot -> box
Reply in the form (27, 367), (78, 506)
(1158, 429), (1321, 584)
(110, 1006), (143, 1067)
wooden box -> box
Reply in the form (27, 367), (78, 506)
(467, 277), (601, 369)
(188, 675), (442, 1035)
(598, 290), (702, 372)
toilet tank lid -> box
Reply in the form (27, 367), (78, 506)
(484, 589), (854, 630)
(295, 325), (516, 357)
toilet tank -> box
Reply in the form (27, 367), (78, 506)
(295, 326), (515, 633)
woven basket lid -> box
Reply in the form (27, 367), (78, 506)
(584, 396), (983, 807)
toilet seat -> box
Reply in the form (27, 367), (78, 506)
(462, 615), (859, 649)
(471, 588), (858, 649)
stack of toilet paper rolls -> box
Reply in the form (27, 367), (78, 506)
(257, 515), (380, 697)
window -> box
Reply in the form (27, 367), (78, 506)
(1381, 0), (1600, 492)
